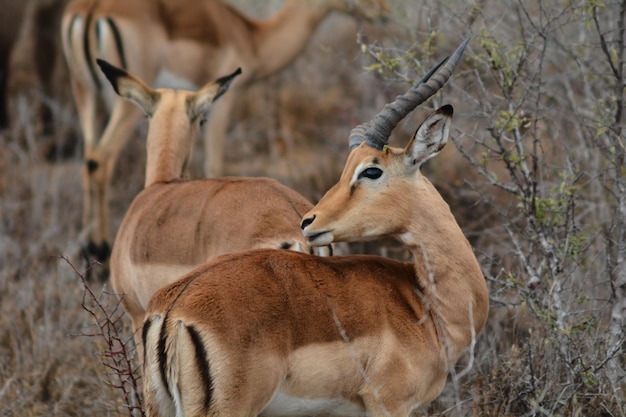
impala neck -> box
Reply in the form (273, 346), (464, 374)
(145, 142), (187, 187)
(399, 178), (489, 362)
(144, 108), (193, 187)
(252, 0), (350, 79)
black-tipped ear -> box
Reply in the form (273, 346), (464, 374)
(438, 104), (454, 118)
(96, 58), (127, 95)
(213, 67), (242, 102)
(96, 59), (158, 115)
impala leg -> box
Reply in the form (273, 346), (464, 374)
(198, 357), (281, 417)
(84, 157), (111, 262)
(202, 87), (236, 177)
(361, 397), (411, 417)
(87, 97), (144, 258)
(360, 370), (426, 417)
(69, 77), (104, 262)
(142, 323), (276, 417)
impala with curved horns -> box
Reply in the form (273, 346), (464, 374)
(142, 39), (489, 417)
(61, 0), (385, 262)
(97, 60), (331, 354)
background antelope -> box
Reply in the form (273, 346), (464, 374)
(142, 40), (489, 417)
(0, 0), (67, 133)
(60, 0), (383, 262)
(97, 60), (330, 352)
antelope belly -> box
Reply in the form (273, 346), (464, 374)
(261, 391), (365, 417)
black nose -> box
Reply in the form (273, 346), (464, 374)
(300, 215), (315, 230)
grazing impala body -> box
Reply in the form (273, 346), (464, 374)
(97, 61), (329, 350)
(142, 40), (490, 417)
(61, 0), (381, 261)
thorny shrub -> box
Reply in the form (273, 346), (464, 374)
(360, 0), (625, 415)
(63, 257), (144, 417)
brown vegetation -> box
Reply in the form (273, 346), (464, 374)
(0, 0), (624, 416)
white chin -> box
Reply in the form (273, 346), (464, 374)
(309, 232), (334, 247)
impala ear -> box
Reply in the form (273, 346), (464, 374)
(191, 67), (242, 117)
(96, 58), (159, 115)
(214, 67), (242, 101)
(404, 105), (453, 168)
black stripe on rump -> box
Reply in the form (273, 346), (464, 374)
(186, 324), (214, 412)
(83, 10), (101, 90)
(104, 17), (128, 70)
(141, 316), (153, 368)
(158, 312), (173, 401)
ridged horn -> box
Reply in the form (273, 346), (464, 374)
(349, 38), (469, 151)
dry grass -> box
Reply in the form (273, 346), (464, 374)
(1, 0), (625, 416)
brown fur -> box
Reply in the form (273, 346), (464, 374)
(146, 250), (443, 416)
(112, 178), (317, 355)
(142, 107), (489, 416)
(60, 0), (381, 255)
(101, 63), (326, 356)
(126, 179), (312, 265)
(158, 0), (254, 45)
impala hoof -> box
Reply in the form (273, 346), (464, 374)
(80, 240), (111, 282)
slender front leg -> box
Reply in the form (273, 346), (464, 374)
(70, 77), (102, 256)
(86, 97), (143, 261)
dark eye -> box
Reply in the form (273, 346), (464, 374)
(358, 167), (383, 180)
(199, 118), (207, 127)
